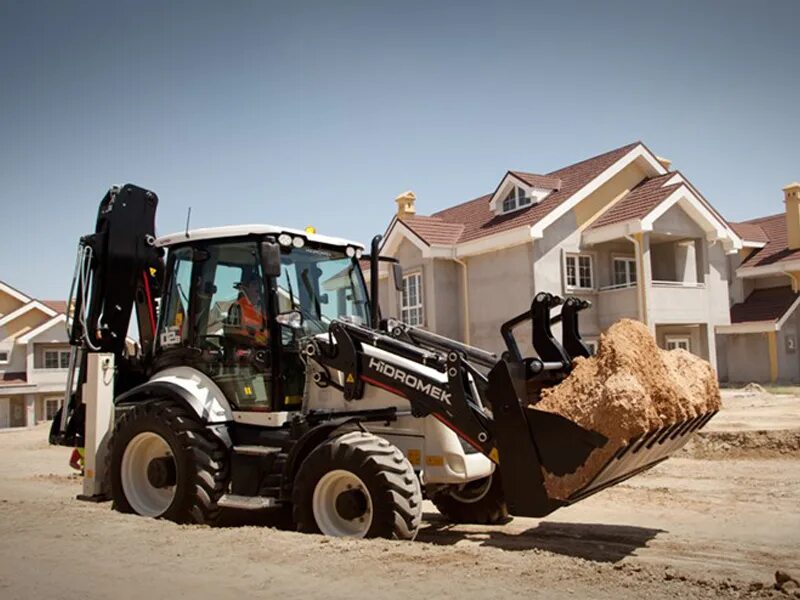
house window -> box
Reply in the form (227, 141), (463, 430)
(613, 257), (637, 288)
(565, 254), (594, 290)
(501, 187), (530, 213)
(45, 398), (62, 420)
(665, 336), (690, 351)
(401, 272), (424, 326)
(0, 351), (8, 364)
(43, 350), (71, 369)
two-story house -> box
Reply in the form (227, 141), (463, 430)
(716, 183), (800, 383)
(372, 142), (742, 371)
(0, 280), (70, 429)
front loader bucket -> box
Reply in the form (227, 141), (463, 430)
(527, 406), (717, 504)
(486, 358), (717, 518)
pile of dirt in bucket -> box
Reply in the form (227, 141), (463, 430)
(533, 319), (721, 500)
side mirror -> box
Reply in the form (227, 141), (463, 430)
(260, 241), (281, 278)
(276, 310), (302, 329)
(391, 262), (403, 291)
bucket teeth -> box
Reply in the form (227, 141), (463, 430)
(562, 410), (719, 503)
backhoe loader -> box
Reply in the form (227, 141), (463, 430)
(50, 184), (715, 539)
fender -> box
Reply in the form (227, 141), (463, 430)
(283, 417), (367, 491)
(115, 367), (234, 440)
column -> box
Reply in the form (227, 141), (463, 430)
(0, 398), (9, 428)
(634, 232), (653, 331)
(24, 394), (36, 427)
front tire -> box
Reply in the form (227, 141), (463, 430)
(430, 472), (510, 525)
(293, 432), (422, 540)
(108, 400), (229, 524)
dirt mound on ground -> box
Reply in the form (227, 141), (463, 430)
(533, 319), (721, 500)
(743, 382), (767, 394)
(680, 429), (800, 459)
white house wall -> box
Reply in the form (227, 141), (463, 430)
(778, 309), (800, 381)
(465, 243), (535, 354)
(722, 333), (772, 383)
(533, 209), (603, 341)
(432, 259), (463, 341)
(393, 238), (436, 329)
(652, 203), (707, 238)
(1, 339), (28, 373)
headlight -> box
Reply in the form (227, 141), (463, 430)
(345, 246), (355, 258)
(292, 236), (305, 248)
(355, 248), (363, 259)
(278, 233), (292, 247)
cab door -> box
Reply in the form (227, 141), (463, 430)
(157, 240), (274, 411)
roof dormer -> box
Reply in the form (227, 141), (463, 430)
(489, 171), (561, 216)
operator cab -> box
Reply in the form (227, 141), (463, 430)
(154, 225), (369, 415)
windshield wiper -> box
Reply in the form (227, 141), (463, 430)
(283, 268), (302, 321)
(301, 269), (322, 320)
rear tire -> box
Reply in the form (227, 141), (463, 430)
(293, 431), (422, 540)
(431, 471), (510, 525)
(108, 400), (229, 525)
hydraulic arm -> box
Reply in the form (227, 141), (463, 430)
(50, 184), (164, 446)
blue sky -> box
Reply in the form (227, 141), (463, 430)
(1, 0), (798, 300)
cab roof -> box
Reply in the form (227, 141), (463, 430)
(155, 224), (364, 250)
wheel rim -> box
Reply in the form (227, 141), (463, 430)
(121, 431), (177, 517)
(312, 470), (373, 537)
(450, 474), (493, 504)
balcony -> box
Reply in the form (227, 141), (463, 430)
(650, 280), (708, 323)
(28, 368), (69, 390)
(596, 283), (639, 330)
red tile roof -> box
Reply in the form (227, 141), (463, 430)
(729, 221), (769, 244)
(736, 214), (800, 268)
(429, 142), (640, 243)
(730, 286), (800, 323)
(0, 372), (27, 387)
(589, 174), (679, 229)
(42, 300), (68, 314)
(400, 215), (464, 246)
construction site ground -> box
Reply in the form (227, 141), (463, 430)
(0, 388), (797, 599)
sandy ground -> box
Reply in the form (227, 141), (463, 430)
(0, 389), (798, 599)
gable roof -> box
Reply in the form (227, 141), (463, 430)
(729, 221), (769, 245)
(429, 142), (641, 244)
(17, 314), (67, 343)
(42, 300), (68, 314)
(588, 174), (680, 229)
(507, 171), (562, 191)
(399, 215), (464, 246)
(730, 286), (800, 324)
(0, 300), (57, 328)
(0, 280), (31, 305)
(0, 372), (29, 388)
(734, 214), (800, 269)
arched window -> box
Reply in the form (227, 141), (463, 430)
(501, 187), (530, 213)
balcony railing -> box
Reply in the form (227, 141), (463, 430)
(597, 280), (705, 292)
(599, 281), (637, 292)
(652, 280), (705, 289)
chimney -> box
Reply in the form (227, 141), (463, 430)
(656, 156), (672, 172)
(395, 190), (416, 220)
(785, 182), (800, 249)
